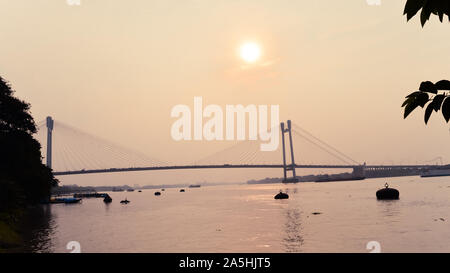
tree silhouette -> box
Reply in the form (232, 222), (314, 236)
(404, 0), (450, 27)
(402, 81), (450, 124)
(402, 0), (450, 124)
(0, 77), (58, 211)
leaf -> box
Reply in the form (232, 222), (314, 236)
(404, 97), (420, 118)
(424, 100), (434, 124)
(421, 1), (432, 27)
(432, 94), (446, 111)
(402, 97), (412, 107)
(404, 103), (419, 119)
(405, 91), (422, 98)
(419, 81), (437, 93)
(435, 80), (450, 90)
(442, 97), (450, 123)
(404, 0), (427, 21)
(416, 92), (430, 107)
(404, 0), (450, 25)
(441, 0), (450, 22)
(434, 1), (450, 22)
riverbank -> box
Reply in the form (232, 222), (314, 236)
(0, 210), (24, 252)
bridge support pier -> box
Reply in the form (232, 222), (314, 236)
(281, 120), (299, 183)
(46, 116), (54, 169)
(352, 163), (366, 178)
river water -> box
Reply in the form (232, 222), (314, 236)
(17, 176), (450, 253)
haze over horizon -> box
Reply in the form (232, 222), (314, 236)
(1, 0), (449, 186)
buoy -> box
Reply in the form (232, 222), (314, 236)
(274, 191), (289, 200)
(155, 192), (161, 196)
(376, 183), (399, 200)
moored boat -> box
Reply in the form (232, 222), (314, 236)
(120, 198), (130, 204)
(103, 194), (112, 203)
(315, 176), (366, 182)
(74, 192), (108, 198)
(49, 197), (82, 204)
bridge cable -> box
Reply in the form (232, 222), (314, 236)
(292, 130), (352, 165)
(291, 123), (359, 165)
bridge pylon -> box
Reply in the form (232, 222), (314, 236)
(46, 116), (54, 169)
(281, 120), (299, 183)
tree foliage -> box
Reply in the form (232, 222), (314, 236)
(402, 1), (450, 124)
(402, 80), (450, 124)
(0, 77), (58, 211)
(404, 0), (450, 26)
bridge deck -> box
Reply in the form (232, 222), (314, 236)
(53, 164), (435, 176)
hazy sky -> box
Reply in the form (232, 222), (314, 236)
(1, 0), (449, 185)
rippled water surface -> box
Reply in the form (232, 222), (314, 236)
(19, 176), (450, 253)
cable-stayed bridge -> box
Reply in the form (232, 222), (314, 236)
(35, 117), (440, 181)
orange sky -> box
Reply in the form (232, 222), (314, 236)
(1, 0), (449, 186)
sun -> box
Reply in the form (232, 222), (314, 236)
(240, 42), (261, 63)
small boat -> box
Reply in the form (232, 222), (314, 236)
(63, 198), (82, 204)
(138, 190), (142, 192)
(120, 198), (130, 204)
(73, 192), (107, 198)
(274, 191), (289, 200)
(50, 197), (82, 204)
(161, 189), (165, 191)
(376, 183), (399, 200)
(154, 192), (161, 196)
(180, 189), (185, 192)
(127, 189), (135, 192)
(315, 176), (365, 182)
(103, 194), (112, 203)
